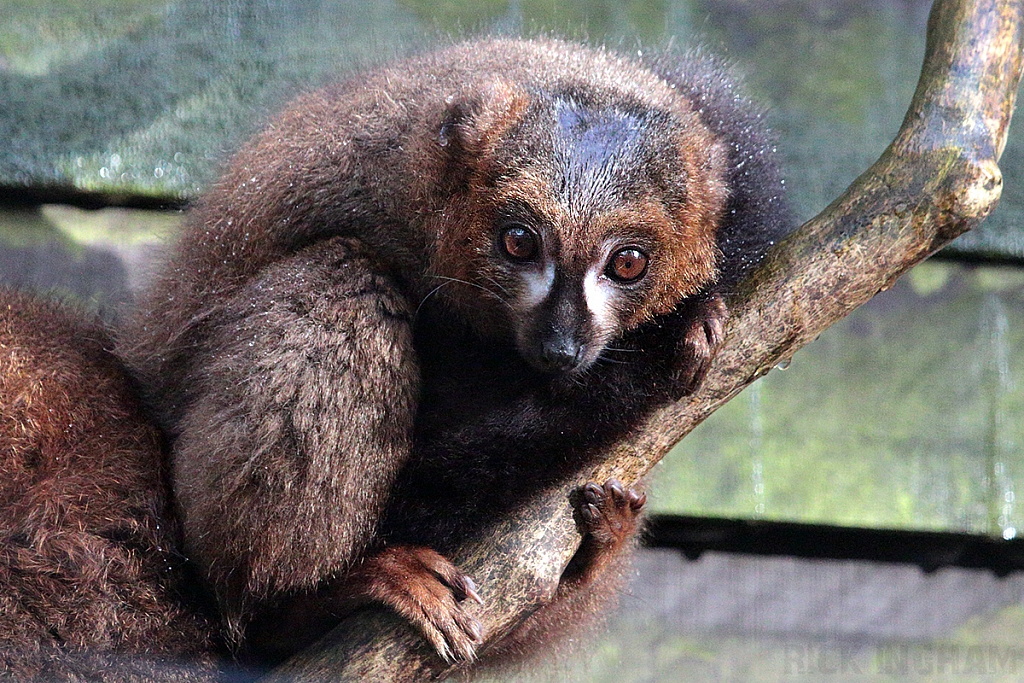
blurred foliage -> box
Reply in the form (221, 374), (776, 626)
(0, 205), (175, 314)
(0, 0), (168, 75)
(397, 0), (672, 43)
(0, 0), (426, 195)
(691, 0), (929, 224)
(653, 261), (1024, 536)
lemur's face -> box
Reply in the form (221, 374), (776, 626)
(489, 191), (668, 374)
(430, 89), (728, 374)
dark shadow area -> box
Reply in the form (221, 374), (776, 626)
(647, 514), (1024, 576)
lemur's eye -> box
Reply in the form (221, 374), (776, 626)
(607, 248), (648, 283)
(499, 224), (539, 261)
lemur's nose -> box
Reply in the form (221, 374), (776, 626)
(536, 335), (583, 373)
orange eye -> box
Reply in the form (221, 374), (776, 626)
(500, 225), (539, 261)
(607, 248), (648, 283)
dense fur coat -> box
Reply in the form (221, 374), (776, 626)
(0, 37), (791, 677)
(120, 36), (791, 667)
(0, 291), (221, 681)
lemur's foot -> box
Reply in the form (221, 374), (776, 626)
(353, 545), (483, 663)
(672, 294), (727, 398)
(579, 479), (646, 550)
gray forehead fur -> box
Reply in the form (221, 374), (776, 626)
(551, 96), (648, 214)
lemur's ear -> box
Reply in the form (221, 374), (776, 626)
(439, 78), (531, 159)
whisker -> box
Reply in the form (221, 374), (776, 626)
(424, 275), (517, 313)
(594, 355), (630, 366)
(414, 280), (454, 322)
(480, 275), (512, 298)
(603, 345), (641, 353)
(563, 370), (590, 388)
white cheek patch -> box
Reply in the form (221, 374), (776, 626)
(522, 262), (556, 308)
(583, 268), (617, 336)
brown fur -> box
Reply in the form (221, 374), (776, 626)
(123, 39), (727, 359)
(0, 290), (223, 681)
(112, 37), (791, 673)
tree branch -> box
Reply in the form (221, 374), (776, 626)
(263, 0), (1024, 680)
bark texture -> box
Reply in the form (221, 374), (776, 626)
(263, 0), (1024, 680)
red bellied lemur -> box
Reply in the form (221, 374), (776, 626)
(3, 37), (792, 677)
